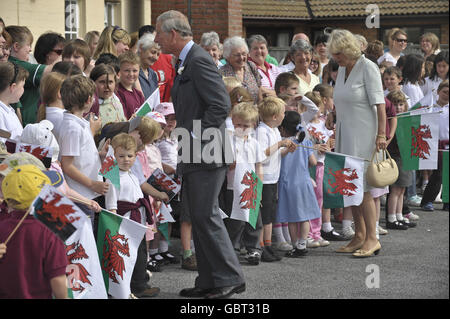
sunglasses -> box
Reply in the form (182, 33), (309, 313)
(53, 49), (63, 55)
(395, 38), (407, 44)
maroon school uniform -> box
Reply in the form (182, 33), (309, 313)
(116, 82), (145, 120)
(0, 210), (67, 299)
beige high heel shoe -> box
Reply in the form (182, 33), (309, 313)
(335, 242), (364, 253)
(352, 241), (381, 258)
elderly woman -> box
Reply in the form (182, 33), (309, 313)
(200, 31), (223, 68)
(328, 29), (387, 258)
(247, 34), (279, 97)
(377, 28), (407, 66)
(420, 32), (441, 59)
(137, 33), (159, 99)
(290, 39), (320, 95)
(220, 36), (261, 102)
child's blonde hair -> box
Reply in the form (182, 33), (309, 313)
(223, 76), (241, 92)
(118, 51), (140, 68)
(111, 132), (137, 153)
(37, 72), (67, 122)
(229, 86), (253, 106)
(231, 102), (259, 124)
(136, 116), (161, 145)
(313, 83), (333, 99)
(303, 91), (324, 113)
(386, 90), (407, 111)
(258, 96), (285, 121)
(60, 74), (96, 111)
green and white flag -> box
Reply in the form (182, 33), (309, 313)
(135, 88), (160, 117)
(396, 112), (439, 170)
(96, 210), (147, 299)
(231, 164), (263, 229)
(442, 151), (449, 203)
(323, 152), (364, 209)
(66, 218), (108, 299)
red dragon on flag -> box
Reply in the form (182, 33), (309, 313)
(239, 171), (259, 210)
(99, 156), (116, 175)
(411, 124), (432, 159)
(34, 192), (81, 231)
(65, 241), (92, 292)
(327, 167), (359, 197)
(101, 230), (130, 284)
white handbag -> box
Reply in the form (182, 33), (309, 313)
(366, 149), (399, 188)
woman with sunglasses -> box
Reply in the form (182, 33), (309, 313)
(34, 32), (65, 66)
(377, 29), (408, 66)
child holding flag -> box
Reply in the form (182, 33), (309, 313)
(0, 164), (68, 298)
(224, 102), (265, 265)
(104, 133), (160, 298)
(277, 111), (321, 257)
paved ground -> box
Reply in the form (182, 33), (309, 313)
(148, 203), (449, 300)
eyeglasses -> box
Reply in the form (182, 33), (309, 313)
(395, 38), (407, 44)
(53, 49), (63, 55)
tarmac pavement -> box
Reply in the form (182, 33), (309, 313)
(148, 203), (449, 300)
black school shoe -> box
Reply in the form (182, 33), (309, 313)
(265, 246), (282, 261)
(285, 247), (308, 258)
(321, 229), (347, 241)
(261, 246), (279, 262)
(398, 219), (417, 228)
(160, 251), (180, 264)
(386, 220), (408, 230)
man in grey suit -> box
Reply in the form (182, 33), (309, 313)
(155, 10), (245, 299)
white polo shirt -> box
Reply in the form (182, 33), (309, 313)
(45, 107), (65, 140)
(0, 101), (23, 143)
(58, 112), (103, 199)
(255, 121), (283, 184)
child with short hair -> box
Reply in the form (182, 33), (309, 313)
(104, 133), (160, 298)
(383, 66), (412, 107)
(224, 102), (265, 265)
(274, 72), (299, 97)
(0, 61), (28, 142)
(89, 63), (126, 127)
(226, 86), (254, 130)
(117, 51), (145, 119)
(62, 38), (93, 77)
(58, 74), (109, 223)
(277, 111), (321, 257)
(0, 164), (68, 298)
(255, 96), (297, 262)
(223, 76), (242, 93)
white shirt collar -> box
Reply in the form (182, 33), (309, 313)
(178, 40), (195, 68)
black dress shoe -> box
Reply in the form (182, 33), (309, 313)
(399, 219), (417, 228)
(386, 220), (408, 230)
(204, 283), (246, 299)
(321, 229), (347, 241)
(179, 287), (212, 298)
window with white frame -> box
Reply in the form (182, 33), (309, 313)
(65, 0), (79, 40)
(105, 1), (118, 28)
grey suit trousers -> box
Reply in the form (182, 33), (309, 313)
(182, 166), (245, 289)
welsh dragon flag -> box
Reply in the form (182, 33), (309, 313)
(31, 185), (107, 299)
(96, 210), (147, 299)
(231, 162), (263, 229)
(323, 152), (364, 209)
(99, 145), (120, 191)
(396, 112), (439, 170)
(442, 151), (449, 203)
(135, 88), (160, 117)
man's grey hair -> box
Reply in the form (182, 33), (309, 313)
(222, 36), (248, 59)
(137, 33), (159, 54)
(289, 39), (313, 56)
(247, 34), (267, 49)
(156, 10), (193, 38)
(200, 31), (221, 48)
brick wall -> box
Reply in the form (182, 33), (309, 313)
(151, 0), (243, 42)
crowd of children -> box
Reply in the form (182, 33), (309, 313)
(0, 19), (448, 299)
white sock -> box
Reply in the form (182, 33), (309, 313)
(296, 239), (306, 250)
(273, 223), (286, 243)
(388, 214), (397, 223)
(342, 219), (353, 229)
(159, 239), (169, 253)
(282, 223), (291, 243)
(396, 213), (404, 221)
(322, 222), (333, 233)
(376, 221), (379, 228)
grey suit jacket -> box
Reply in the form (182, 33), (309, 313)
(171, 43), (232, 175)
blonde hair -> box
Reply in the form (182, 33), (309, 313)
(60, 74), (96, 111)
(222, 76), (242, 92)
(327, 29), (362, 61)
(258, 96), (285, 121)
(93, 26), (131, 60)
(111, 132), (137, 153)
(303, 91), (324, 113)
(229, 86), (253, 106)
(136, 116), (161, 145)
(231, 102), (259, 124)
(118, 51), (140, 68)
(37, 72), (67, 122)
(420, 32), (440, 53)
(387, 89), (407, 105)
